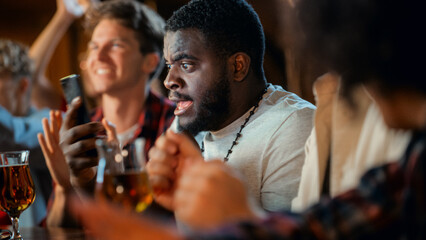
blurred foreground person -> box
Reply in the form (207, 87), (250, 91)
(69, 0), (424, 239)
(291, 72), (412, 211)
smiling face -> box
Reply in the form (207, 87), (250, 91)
(86, 19), (146, 96)
(164, 29), (231, 135)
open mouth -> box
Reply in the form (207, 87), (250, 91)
(96, 68), (112, 75)
(169, 92), (193, 116)
(175, 100), (193, 115)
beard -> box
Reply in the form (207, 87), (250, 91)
(177, 68), (231, 136)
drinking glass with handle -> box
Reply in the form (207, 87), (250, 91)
(95, 138), (153, 213)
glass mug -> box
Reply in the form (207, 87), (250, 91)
(0, 150), (35, 240)
(95, 138), (153, 213)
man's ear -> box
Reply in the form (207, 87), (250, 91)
(142, 52), (160, 74)
(229, 52), (251, 82)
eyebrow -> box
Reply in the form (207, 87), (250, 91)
(88, 38), (131, 46)
(171, 53), (198, 63)
(111, 38), (131, 43)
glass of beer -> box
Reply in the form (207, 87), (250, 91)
(95, 138), (153, 213)
(0, 150), (36, 240)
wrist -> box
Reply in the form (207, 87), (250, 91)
(54, 184), (70, 197)
(53, 10), (76, 26)
(231, 198), (266, 223)
(71, 167), (97, 193)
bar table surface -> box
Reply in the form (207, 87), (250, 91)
(2, 227), (88, 240)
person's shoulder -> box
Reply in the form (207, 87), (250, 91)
(9, 107), (50, 123)
(0, 107), (46, 134)
(0, 105), (12, 118)
(265, 84), (316, 113)
(0, 105), (14, 129)
(259, 85), (315, 133)
(28, 107), (50, 118)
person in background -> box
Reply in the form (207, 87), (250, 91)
(0, 0), (92, 226)
(65, 0), (424, 239)
(0, 40), (51, 226)
(44, 0), (175, 227)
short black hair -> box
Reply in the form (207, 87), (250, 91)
(85, 0), (165, 80)
(298, 0), (426, 96)
(166, 0), (266, 80)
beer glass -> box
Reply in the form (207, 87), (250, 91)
(0, 150), (35, 240)
(95, 138), (153, 213)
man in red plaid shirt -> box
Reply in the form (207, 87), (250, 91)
(44, 0), (175, 227)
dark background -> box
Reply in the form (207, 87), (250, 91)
(0, 0), (317, 103)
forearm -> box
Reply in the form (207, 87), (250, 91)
(31, 79), (64, 110)
(30, 10), (75, 77)
(241, 164), (403, 240)
(29, 9), (75, 109)
(46, 186), (81, 228)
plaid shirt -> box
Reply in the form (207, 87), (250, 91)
(193, 130), (426, 239)
(92, 90), (175, 159)
(41, 91), (175, 227)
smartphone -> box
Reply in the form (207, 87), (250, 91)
(60, 74), (91, 126)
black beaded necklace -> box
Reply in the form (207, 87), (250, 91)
(201, 86), (268, 162)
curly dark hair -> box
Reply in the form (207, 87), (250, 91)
(298, 0), (426, 96)
(166, 0), (266, 80)
(85, 0), (165, 80)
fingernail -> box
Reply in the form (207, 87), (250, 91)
(106, 120), (116, 128)
(71, 96), (81, 104)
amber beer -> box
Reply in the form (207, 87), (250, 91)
(0, 164), (36, 218)
(99, 170), (153, 213)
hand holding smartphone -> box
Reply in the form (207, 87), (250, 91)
(60, 74), (91, 126)
(60, 74), (99, 158)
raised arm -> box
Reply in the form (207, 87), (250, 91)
(29, 0), (90, 110)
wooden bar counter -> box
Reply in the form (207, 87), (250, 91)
(13, 227), (87, 240)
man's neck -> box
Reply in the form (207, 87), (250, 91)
(15, 101), (30, 117)
(101, 85), (149, 134)
(218, 80), (267, 130)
